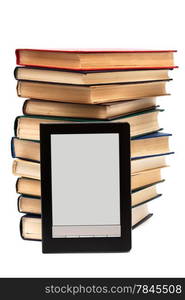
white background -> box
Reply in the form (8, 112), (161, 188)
(0, 0), (184, 277)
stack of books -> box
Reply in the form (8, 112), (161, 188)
(12, 49), (176, 241)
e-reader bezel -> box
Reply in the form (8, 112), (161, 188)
(40, 122), (131, 253)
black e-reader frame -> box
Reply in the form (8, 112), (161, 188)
(40, 122), (131, 253)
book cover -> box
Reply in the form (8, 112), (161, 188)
(16, 49), (177, 71)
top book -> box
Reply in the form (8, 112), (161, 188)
(15, 49), (177, 71)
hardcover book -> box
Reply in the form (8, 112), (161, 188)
(14, 66), (170, 85)
(14, 109), (162, 140)
(16, 49), (177, 70)
(11, 132), (172, 163)
(17, 80), (169, 104)
(22, 97), (157, 120)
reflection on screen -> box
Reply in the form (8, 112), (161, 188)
(51, 133), (120, 238)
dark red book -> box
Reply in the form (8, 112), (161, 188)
(16, 49), (177, 71)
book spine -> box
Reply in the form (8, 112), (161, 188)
(11, 137), (16, 158)
(22, 100), (28, 115)
(19, 214), (41, 241)
(12, 160), (17, 176)
(16, 81), (21, 97)
(17, 195), (21, 213)
(14, 116), (19, 137)
(15, 178), (19, 194)
(15, 49), (20, 65)
(19, 215), (24, 239)
(14, 67), (19, 80)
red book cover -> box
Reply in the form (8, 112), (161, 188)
(15, 49), (177, 71)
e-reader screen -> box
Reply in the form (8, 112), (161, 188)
(50, 133), (120, 238)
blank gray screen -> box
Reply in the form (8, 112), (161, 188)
(51, 133), (120, 238)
